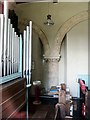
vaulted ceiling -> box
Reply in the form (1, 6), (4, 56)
(14, 2), (88, 57)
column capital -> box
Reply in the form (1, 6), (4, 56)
(43, 54), (61, 62)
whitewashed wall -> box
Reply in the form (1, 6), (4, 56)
(14, 3), (88, 95)
(32, 31), (43, 82)
(31, 21), (88, 96)
(66, 20), (88, 97)
(59, 36), (67, 84)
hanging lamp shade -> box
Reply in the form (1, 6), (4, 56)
(44, 14), (54, 26)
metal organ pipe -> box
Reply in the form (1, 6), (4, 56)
(3, 1), (8, 76)
(7, 19), (10, 75)
(29, 21), (32, 85)
(23, 30), (27, 78)
(26, 26), (29, 85)
(0, 14), (4, 77)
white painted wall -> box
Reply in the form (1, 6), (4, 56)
(66, 20), (88, 97)
(15, 3), (88, 93)
(30, 31), (44, 95)
(32, 20), (88, 96)
(59, 20), (88, 97)
(32, 31), (43, 82)
(59, 36), (67, 84)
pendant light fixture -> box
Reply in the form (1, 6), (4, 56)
(44, 2), (54, 26)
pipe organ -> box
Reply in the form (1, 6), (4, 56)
(0, 13), (22, 83)
(0, 0), (32, 119)
(0, 0), (32, 86)
(23, 21), (32, 87)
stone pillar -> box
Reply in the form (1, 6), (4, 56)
(42, 57), (61, 91)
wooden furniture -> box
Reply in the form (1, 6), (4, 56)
(40, 95), (58, 105)
(85, 90), (90, 119)
(0, 78), (26, 119)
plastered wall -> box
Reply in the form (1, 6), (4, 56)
(14, 2), (88, 97)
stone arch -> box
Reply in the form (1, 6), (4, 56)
(18, 19), (49, 53)
(53, 10), (88, 57)
(32, 23), (49, 53)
